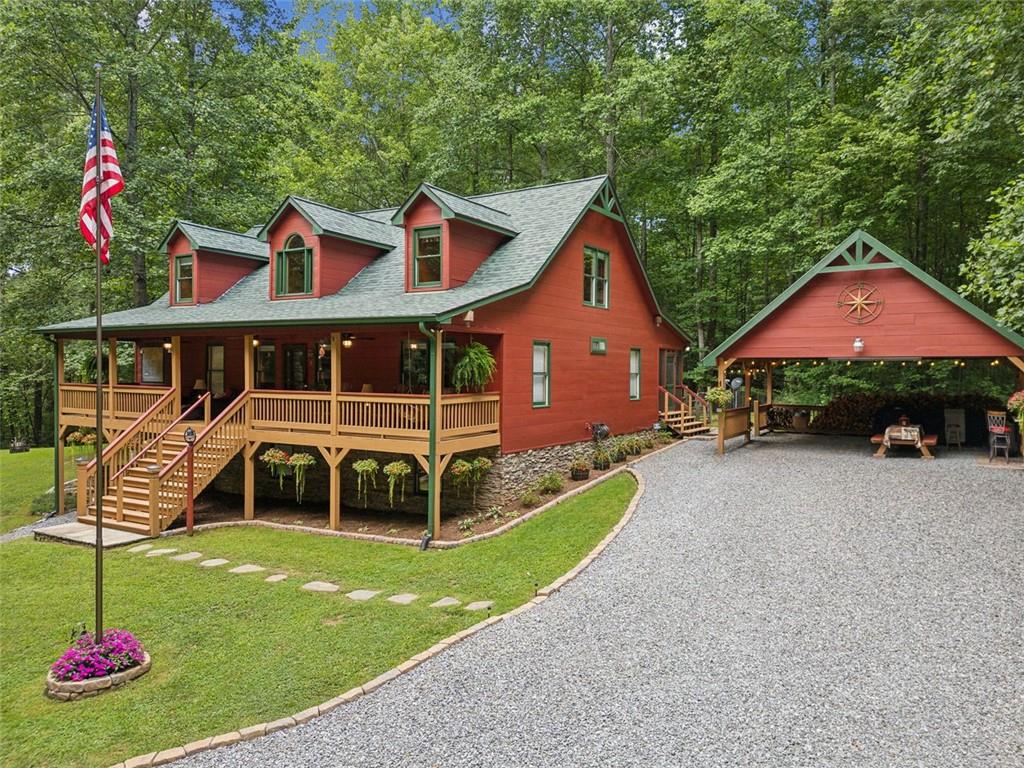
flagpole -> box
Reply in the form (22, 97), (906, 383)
(93, 62), (105, 639)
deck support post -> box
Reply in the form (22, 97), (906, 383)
(170, 336), (182, 414)
(243, 441), (259, 520)
(420, 323), (444, 538)
(318, 446), (349, 531)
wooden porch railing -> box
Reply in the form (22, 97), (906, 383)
(60, 384), (171, 422)
(76, 388), (178, 517)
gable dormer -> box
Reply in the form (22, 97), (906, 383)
(160, 221), (267, 306)
(259, 196), (398, 299)
(391, 184), (517, 291)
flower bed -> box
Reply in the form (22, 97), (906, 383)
(46, 629), (149, 702)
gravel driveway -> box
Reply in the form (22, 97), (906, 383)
(179, 435), (1023, 767)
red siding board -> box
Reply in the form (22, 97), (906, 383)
(195, 251), (257, 304)
(317, 235), (379, 296)
(728, 269), (1022, 359)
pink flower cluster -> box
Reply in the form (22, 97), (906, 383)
(50, 629), (145, 682)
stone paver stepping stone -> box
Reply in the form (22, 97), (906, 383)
(145, 548), (178, 557)
(199, 558), (229, 568)
(228, 564), (266, 574)
(387, 593), (419, 605)
(302, 581), (339, 593)
(171, 551), (203, 561)
(346, 589), (381, 602)
(265, 574), (288, 583)
(127, 544), (154, 553)
(465, 600), (494, 612)
(430, 597), (461, 608)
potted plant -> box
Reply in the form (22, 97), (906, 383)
(592, 446), (611, 470)
(287, 452), (315, 503)
(705, 386), (733, 412)
(1009, 390), (1024, 457)
(383, 460), (412, 507)
(570, 455), (590, 481)
(625, 436), (642, 456)
(260, 447), (290, 490)
(352, 458), (379, 507)
(608, 438), (626, 463)
(452, 341), (497, 393)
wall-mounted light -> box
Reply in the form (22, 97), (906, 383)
(342, 334), (354, 349)
(409, 342), (419, 350)
(852, 337), (865, 353)
(162, 338), (172, 352)
(684, 345), (691, 352)
(654, 315), (662, 326)
(464, 310), (475, 327)
(252, 337), (260, 348)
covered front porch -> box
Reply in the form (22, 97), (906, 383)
(54, 324), (502, 537)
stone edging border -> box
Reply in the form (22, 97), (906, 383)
(108, 442), (677, 768)
(160, 437), (681, 549)
(47, 653), (152, 702)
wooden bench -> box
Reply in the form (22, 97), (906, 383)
(871, 433), (937, 459)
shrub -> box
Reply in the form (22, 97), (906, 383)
(705, 386), (733, 410)
(592, 446), (611, 469)
(569, 455), (590, 472)
(50, 629), (145, 682)
(520, 490), (541, 507)
(641, 435), (655, 450)
(535, 472), (564, 495)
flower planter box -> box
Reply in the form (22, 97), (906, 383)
(45, 653), (151, 702)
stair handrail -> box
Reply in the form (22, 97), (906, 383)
(157, 390), (250, 480)
(81, 387), (178, 472)
(108, 392), (211, 485)
(679, 383), (709, 410)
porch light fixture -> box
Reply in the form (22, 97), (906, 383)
(684, 346), (691, 352)
(463, 310), (475, 327)
(342, 334), (354, 349)
(654, 315), (662, 326)
(162, 338), (172, 352)
(252, 337), (260, 348)
(852, 337), (865, 353)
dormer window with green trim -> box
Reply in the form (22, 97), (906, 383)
(174, 255), (193, 303)
(583, 246), (609, 308)
(275, 234), (312, 296)
(414, 226), (442, 287)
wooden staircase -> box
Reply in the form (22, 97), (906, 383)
(659, 385), (711, 437)
(78, 391), (251, 536)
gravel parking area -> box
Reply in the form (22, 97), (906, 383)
(178, 435), (1023, 767)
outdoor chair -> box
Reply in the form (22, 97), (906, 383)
(944, 408), (965, 449)
(986, 410), (1012, 463)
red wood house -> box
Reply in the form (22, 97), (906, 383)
(44, 176), (697, 538)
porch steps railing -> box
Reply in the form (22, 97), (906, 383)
(658, 385), (711, 436)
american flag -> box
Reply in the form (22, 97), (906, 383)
(79, 97), (124, 264)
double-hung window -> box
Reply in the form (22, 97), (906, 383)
(275, 234), (312, 296)
(175, 255), (194, 303)
(414, 226), (442, 287)
(532, 342), (550, 408)
(629, 348), (641, 400)
(583, 246), (609, 308)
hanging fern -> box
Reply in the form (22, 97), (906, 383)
(452, 342), (496, 393)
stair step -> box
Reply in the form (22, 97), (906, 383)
(78, 514), (152, 534)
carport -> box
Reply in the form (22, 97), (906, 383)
(701, 230), (1024, 452)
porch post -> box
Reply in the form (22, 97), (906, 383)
(53, 338), (65, 515)
(170, 335), (182, 414)
(743, 362), (751, 406)
(717, 359), (726, 387)
(243, 335), (255, 390)
(107, 336), (117, 420)
(766, 363), (774, 405)
(426, 326), (444, 538)
(330, 331), (341, 435)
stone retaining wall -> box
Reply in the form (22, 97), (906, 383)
(46, 653), (151, 702)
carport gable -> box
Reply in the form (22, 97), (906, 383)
(701, 230), (1024, 364)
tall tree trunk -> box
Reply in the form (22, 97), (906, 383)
(603, 17), (616, 179)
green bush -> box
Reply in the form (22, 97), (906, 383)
(534, 472), (565, 495)
(520, 490), (541, 507)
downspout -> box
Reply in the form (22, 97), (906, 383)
(418, 321), (437, 547)
(45, 335), (60, 516)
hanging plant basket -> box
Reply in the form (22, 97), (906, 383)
(383, 460), (412, 507)
(352, 459), (379, 508)
(259, 448), (291, 490)
(287, 452), (316, 504)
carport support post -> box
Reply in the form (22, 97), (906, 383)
(53, 337), (65, 516)
(765, 364), (773, 405)
(420, 323), (444, 539)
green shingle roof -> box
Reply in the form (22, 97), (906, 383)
(391, 183), (518, 236)
(256, 196), (400, 249)
(159, 220), (266, 260)
(41, 176), (686, 341)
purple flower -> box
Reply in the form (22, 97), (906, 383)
(50, 629), (145, 682)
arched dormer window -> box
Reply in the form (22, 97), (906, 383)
(275, 233), (312, 296)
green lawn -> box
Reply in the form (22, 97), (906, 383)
(0, 472), (636, 768)
(0, 448), (57, 533)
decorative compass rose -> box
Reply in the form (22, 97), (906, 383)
(836, 282), (884, 324)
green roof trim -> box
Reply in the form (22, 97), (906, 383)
(700, 229), (1024, 366)
(158, 220), (267, 261)
(390, 183), (519, 236)
(257, 196), (400, 250)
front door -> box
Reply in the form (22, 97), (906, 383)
(659, 349), (682, 395)
(284, 344), (307, 390)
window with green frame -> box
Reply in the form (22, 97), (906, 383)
(532, 341), (550, 407)
(590, 337), (607, 355)
(275, 233), (313, 296)
(413, 226), (442, 287)
(629, 348), (641, 400)
(174, 255), (193, 303)
(583, 246), (609, 307)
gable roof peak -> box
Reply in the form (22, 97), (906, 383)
(159, 219), (267, 261)
(390, 182), (519, 236)
(257, 194), (401, 250)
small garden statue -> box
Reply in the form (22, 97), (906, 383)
(287, 452), (315, 503)
(383, 460), (412, 507)
(260, 447), (290, 490)
(352, 458), (379, 507)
